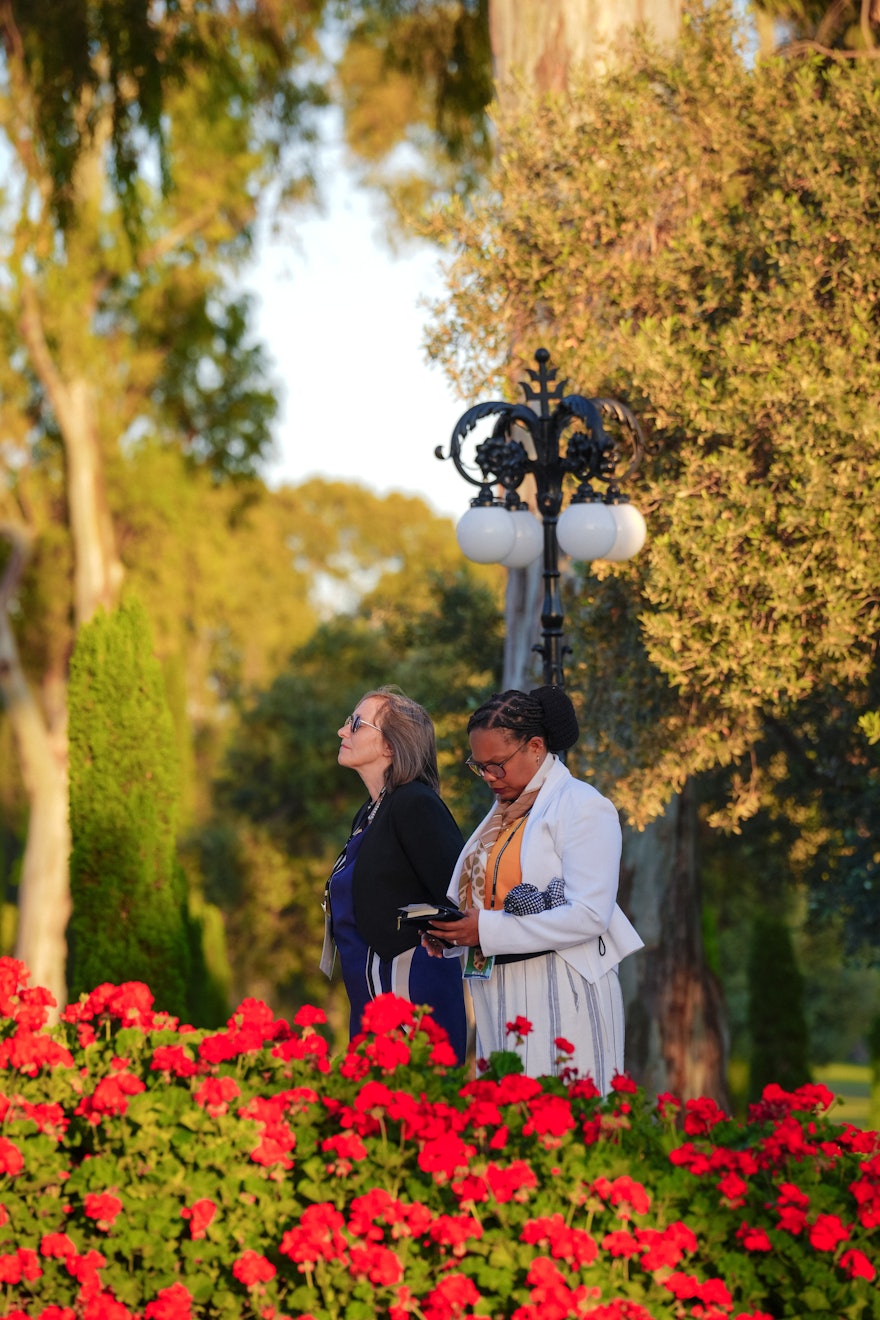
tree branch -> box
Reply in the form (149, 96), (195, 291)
(779, 37), (880, 59)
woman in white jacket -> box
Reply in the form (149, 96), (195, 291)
(428, 686), (642, 1088)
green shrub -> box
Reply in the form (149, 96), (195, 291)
(67, 596), (190, 1016)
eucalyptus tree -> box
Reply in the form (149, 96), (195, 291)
(0, 0), (327, 1011)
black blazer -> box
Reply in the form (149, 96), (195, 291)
(350, 779), (464, 961)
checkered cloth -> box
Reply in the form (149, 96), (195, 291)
(503, 877), (566, 915)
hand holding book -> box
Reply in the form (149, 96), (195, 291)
(397, 902), (466, 933)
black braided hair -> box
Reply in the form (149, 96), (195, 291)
(467, 686), (579, 754)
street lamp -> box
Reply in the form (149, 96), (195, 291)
(435, 347), (646, 688)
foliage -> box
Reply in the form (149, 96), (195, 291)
(4, 0), (328, 232)
(198, 566), (503, 1024)
(746, 914), (811, 1101)
(421, 0), (880, 948)
(67, 597), (191, 1017)
(334, 0), (493, 224)
(0, 958), (877, 1317)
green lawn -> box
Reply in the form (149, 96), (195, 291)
(814, 1062), (876, 1129)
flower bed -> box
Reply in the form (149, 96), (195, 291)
(0, 957), (877, 1319)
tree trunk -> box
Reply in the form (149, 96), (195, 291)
(8, 280), (124, 1009)
(490, 0), (680, 108)
(19, 285), (124, 625)
(618, 783), (729, 1104)
(490, 0), (729, 1106)
(0, 530), (70, 1019)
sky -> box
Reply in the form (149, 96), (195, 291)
(243, 157), (473, 524)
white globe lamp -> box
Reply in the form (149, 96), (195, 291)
(556, 500), (617, 561)
(455, 503), (516, 564)
(604, 503), (648, 561)
(499, 509), (544, 568)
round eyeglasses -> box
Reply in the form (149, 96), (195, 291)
(344, 713), (382, 735)
(465, 740), (528, 779)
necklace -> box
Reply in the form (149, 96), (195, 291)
(352, 786), (386, 836)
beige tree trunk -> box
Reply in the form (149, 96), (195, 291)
(490, 0), (680, 111)
(489, 0), (728, 1104)
(0, 529), (71, 1018)
(4, 141), (125, 1008)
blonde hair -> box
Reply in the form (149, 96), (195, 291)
(361, 686), (440, 793)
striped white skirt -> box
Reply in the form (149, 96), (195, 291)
(468, 953), (624, 1091)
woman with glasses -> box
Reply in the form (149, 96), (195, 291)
(322, 687), (467, 1062)
(426, 686), (642, 1088)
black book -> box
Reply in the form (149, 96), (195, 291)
(396, 902), (465, 932)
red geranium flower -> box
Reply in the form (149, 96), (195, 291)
(418, 1134), (476, 1180)
(0, 1248), (42, 1284)
(717, 1172), (748, 1207)
(181, 1198), (217, 1240)
(428, 1214), (483, 1255)
(808, 1213), (850, 1252)
(0, 1136), (24, 1176)
(279, 1203), (347, 1266)
(610, 1073), (638, 1094)
(365, 1034), (412, 1071)
(736, 1223), (773, 1252)
(145, 1282), (193, 1320)
(233, 1250), (276, 1286)
(294, 1004), (327, 1028)
(839, 1248), (876, 1281)
(683, 1096), (728, 1135)
(0, 1028), (74, 1075)
(635, 1226), (693, 1271)
(84, 1192), (123, 1227)
(593, 1174), (651, 1217)
(150, 1046), (198, 1077)
(602, 1229), (641, 1258)
(65, 1249), (107, 1298)
(347, 1244), (405, 1285)
(505, 1016), (533, 1038)
(41, 1232), (77, 1259)
(422, 1272), (481, 1320)
(75, 1071), (145, 1123)
(485, 1159), (538, 1203)
(522, 1095), (575, 1139)
(82, 1292), (133, 1320)
(360, 994), (417, 1036)
(322, 1132), (368, 1162)
(193, 1076), (240, 1117)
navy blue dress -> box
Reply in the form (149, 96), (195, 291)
(330, 822), (467, 1064)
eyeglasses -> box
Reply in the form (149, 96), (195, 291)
(465, 740), (528, 779)
(344, 713), (382, 735)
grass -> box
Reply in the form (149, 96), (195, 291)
(726, 1058), (878, 1129)
(814, 1062), (876, 1130)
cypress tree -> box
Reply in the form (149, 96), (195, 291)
(68, 596), (189, 1016)
(746, 913), (811, 1101)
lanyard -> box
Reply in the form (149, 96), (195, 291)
(488, 813), (530, 910)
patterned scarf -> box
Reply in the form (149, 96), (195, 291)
(458, 755), (554, 912)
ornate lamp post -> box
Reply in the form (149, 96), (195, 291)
(436, 347), (647, 688)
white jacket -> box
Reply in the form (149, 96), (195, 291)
(447, 756), (643, 983)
